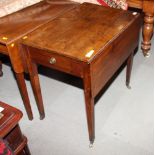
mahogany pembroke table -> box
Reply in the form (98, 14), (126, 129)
(22, 3), (141, 145)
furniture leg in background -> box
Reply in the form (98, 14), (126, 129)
(127, 0), (154, 57)
(142, 0), (154, 57)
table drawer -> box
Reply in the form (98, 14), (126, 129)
(28, 46), (84, 78)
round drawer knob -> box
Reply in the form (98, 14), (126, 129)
(49, 57), (56, 64)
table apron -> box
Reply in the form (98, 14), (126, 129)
(28, 47), (85, 78)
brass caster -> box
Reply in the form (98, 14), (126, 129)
(127, 85), (131, 89)
(126, 82), (131, 89)
(28, 116), (33, 121)
(144, 52), (150, 58)
(40, 114), (45, 120)
(89, 141), (94, 148)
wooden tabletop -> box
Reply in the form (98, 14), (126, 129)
(0, 0), (78, 45)
(23, 3), (140, 63)
(0, 101), (22, 138)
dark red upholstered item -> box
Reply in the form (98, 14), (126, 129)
(0, 139), (14, 155)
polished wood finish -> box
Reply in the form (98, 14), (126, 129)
(0, 0), (78, 119)
(127, 0), (154, 56)
(22, 5), (140, 62)
(22, 3), (141, 144)
(0, 0), (78, 45)
(0, 101), (31, 155)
